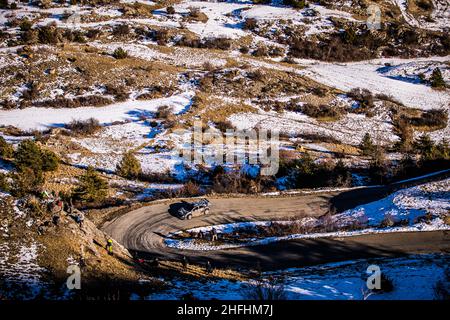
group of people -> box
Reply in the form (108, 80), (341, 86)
(190, 228), (218, 242)
(40, 190), (85, 228)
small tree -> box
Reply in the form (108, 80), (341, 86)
(283, 0), (307, 9)
(113, 47), (128, 59)
(41, 149), (59, 172)
(414, 133), (435, 160)
(116, 152), (142, 179)
(74, 167), (108, 202)
(359, 133), (375, 156)
(14, 140), (43, 172)
(0, 136), (14, 159)
(0, 172), (10, 192)
(11, 167), (44, 197)
(430, 68), (445, 88)
(166, 6), (175, 14)
(369, 146), (388, 184)
(14, 139), (59, 172)
(435, 139), (450, 160)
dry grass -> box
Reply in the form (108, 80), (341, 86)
(0, 44), (181, 106)
(181, 92), (256, 123)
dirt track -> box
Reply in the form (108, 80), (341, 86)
(102, 182), (450, 271)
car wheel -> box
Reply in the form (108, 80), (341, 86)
(186, 214), (192, 220)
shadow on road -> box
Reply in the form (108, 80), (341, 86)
(129, 235), (406, 272)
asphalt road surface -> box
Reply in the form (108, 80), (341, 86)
(103, 178), (450, 271)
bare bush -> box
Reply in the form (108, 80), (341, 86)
(155, 105), (173, 119)
(244, 276), (287, 300)
(301, 103), (344, 120)
(66, 118), (102, 136)
(33, 95), (112, 108)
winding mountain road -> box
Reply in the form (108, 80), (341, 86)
(102, 174), (450, 271)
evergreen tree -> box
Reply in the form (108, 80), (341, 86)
(359, 133), (375, 156)
(116, 152), (142, 179)
(11, 167), (44, 197)
(14, 140), (44, 172)
(435, 139), (450, 160)
(369, 146), (388, 185)
(73, 166), (108, 202)
(0, 136), (14, 159)
(430, 68), (445, 88)
(113, 47), (128, 59)
(283, 0), (308, 9)
(14, 140), (59, 172)
(414, 134), (435, 160)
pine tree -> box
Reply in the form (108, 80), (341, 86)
(14, 140), (44, 172)
(369, 146), (388, 184)
(73, 166), (108, 202)
(430, 68), (445, 88)
(435, 139), (449, 160)
(11, 167), (44, 197)
(414, 134), (435, 160)
(14, 140), (59, 172)
(113, 47), (128, 59)
(116, 152), (142, 179)
(359, 133), (375, 156)
(0, 136), (14, 159)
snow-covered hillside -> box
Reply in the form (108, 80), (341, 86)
(150, 254), (449, 300)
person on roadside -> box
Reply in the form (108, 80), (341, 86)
(211, 228), (218, 241)
(106, 239), (113, 256)
(206, 260), (212, 274)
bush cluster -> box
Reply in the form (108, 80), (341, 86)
(65, 118), (102, 136)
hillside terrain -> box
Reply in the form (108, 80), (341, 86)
(0, 0), (449, 300)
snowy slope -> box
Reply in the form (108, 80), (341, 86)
(302, 56), (450, 110)
(0, 92), (193, 131)
(150, 254), (449, 300)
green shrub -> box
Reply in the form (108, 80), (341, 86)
(277, 153), (352, 188)
(41, 150), (59, 172)
(11, 167), (44, 197)
(284, 0), (308, 9)
(0, 173), (10, 192)
(73, 166), (109, 202)
(116, 152), (142, 179)
(359, 133), (375, 156)
(0, 136), (14, 159)
(19, 19), (33, 32)
(113, 47), (128, 59)
(14, 140), (59, 173)
(430, 68), (446, 88)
